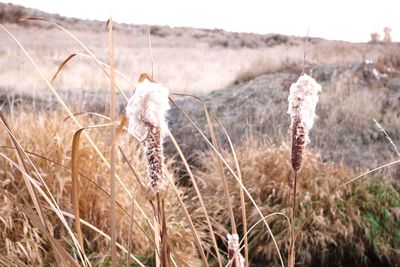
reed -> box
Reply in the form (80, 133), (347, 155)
(126, 74), (171, 266)
(287, 74), (321, 267)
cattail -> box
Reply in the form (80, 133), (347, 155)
(287, 74), (321, 172)
(227, 233), (244, 267)
(126, 75), (170, 195)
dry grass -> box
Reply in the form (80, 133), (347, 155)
(195, 140), (400, 266)
(0, 20), (394, 96)
(376, 45), (400, 76)
(0, 24), (302, 95)
(0, 5), (400, 267)
(0, 111), (203, 266)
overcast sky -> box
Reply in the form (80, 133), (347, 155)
(4, 0), (399, 42)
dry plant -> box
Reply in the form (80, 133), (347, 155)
(126, 74), (172, 267)
(0, 110), (206, 266)
(195, 140), (400, 266)
(0, 11), (399, 267)
(287, 74), (321, 266)
(108, 18), (117, 267)
(376, 45), (400, 75)
(0, 20), (209, 266)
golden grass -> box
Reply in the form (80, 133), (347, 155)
(0, 111), (203, 266)
(0, 22), (392, 96)
(195, 139), (400, 266)
(1, 16), (400, 267)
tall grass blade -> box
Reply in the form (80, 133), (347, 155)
(118, 146), (146, 191)
(212, 116), (249, 267)
(154, 209), (161, 267)
(51, 53), (77, 82)
(113, 115), (128, 147)
(108, 17), (117, 267)
(202, 102), (232, 266)
(71, 128), (85, 253)
(147, 25), (155, 79)
(203, 103), (237, 236)
(373, 119), (400, 158)
(159, 197), (171, 267)
(125, 192), (135, 267)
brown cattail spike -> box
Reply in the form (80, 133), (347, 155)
(144, 123), (166, 194)
(291, 117), (306, 173)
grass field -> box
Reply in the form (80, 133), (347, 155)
(1, 3), (400, 267)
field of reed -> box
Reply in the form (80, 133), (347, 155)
(0, 3), (400, 267)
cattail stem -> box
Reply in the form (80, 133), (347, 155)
(289, 171), (298, 267)
(125, 75), (171, 266)
(287, 73), (321, 267)
(154, 204), (161, 267)
(108, 17), (117, 267)
(291, 172), (298, 232)
(158, 196), (171, 267)
(125, 194), (135, 267)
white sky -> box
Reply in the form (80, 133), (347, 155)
(4, 0), (400, 42)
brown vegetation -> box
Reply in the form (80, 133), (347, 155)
(0, 2), (399, 267)
(0, 111), (203, 266)
(195, 141), (400, 266)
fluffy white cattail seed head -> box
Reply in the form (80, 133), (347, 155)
(287, 74), (321, 144)
(126, 78), (170, 141)
(227, 233), (244, 267)
(126, 75), (170, 195)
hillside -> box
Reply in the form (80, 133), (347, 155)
(168, 62), (400, 172)
(0, 2), (396, 95)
